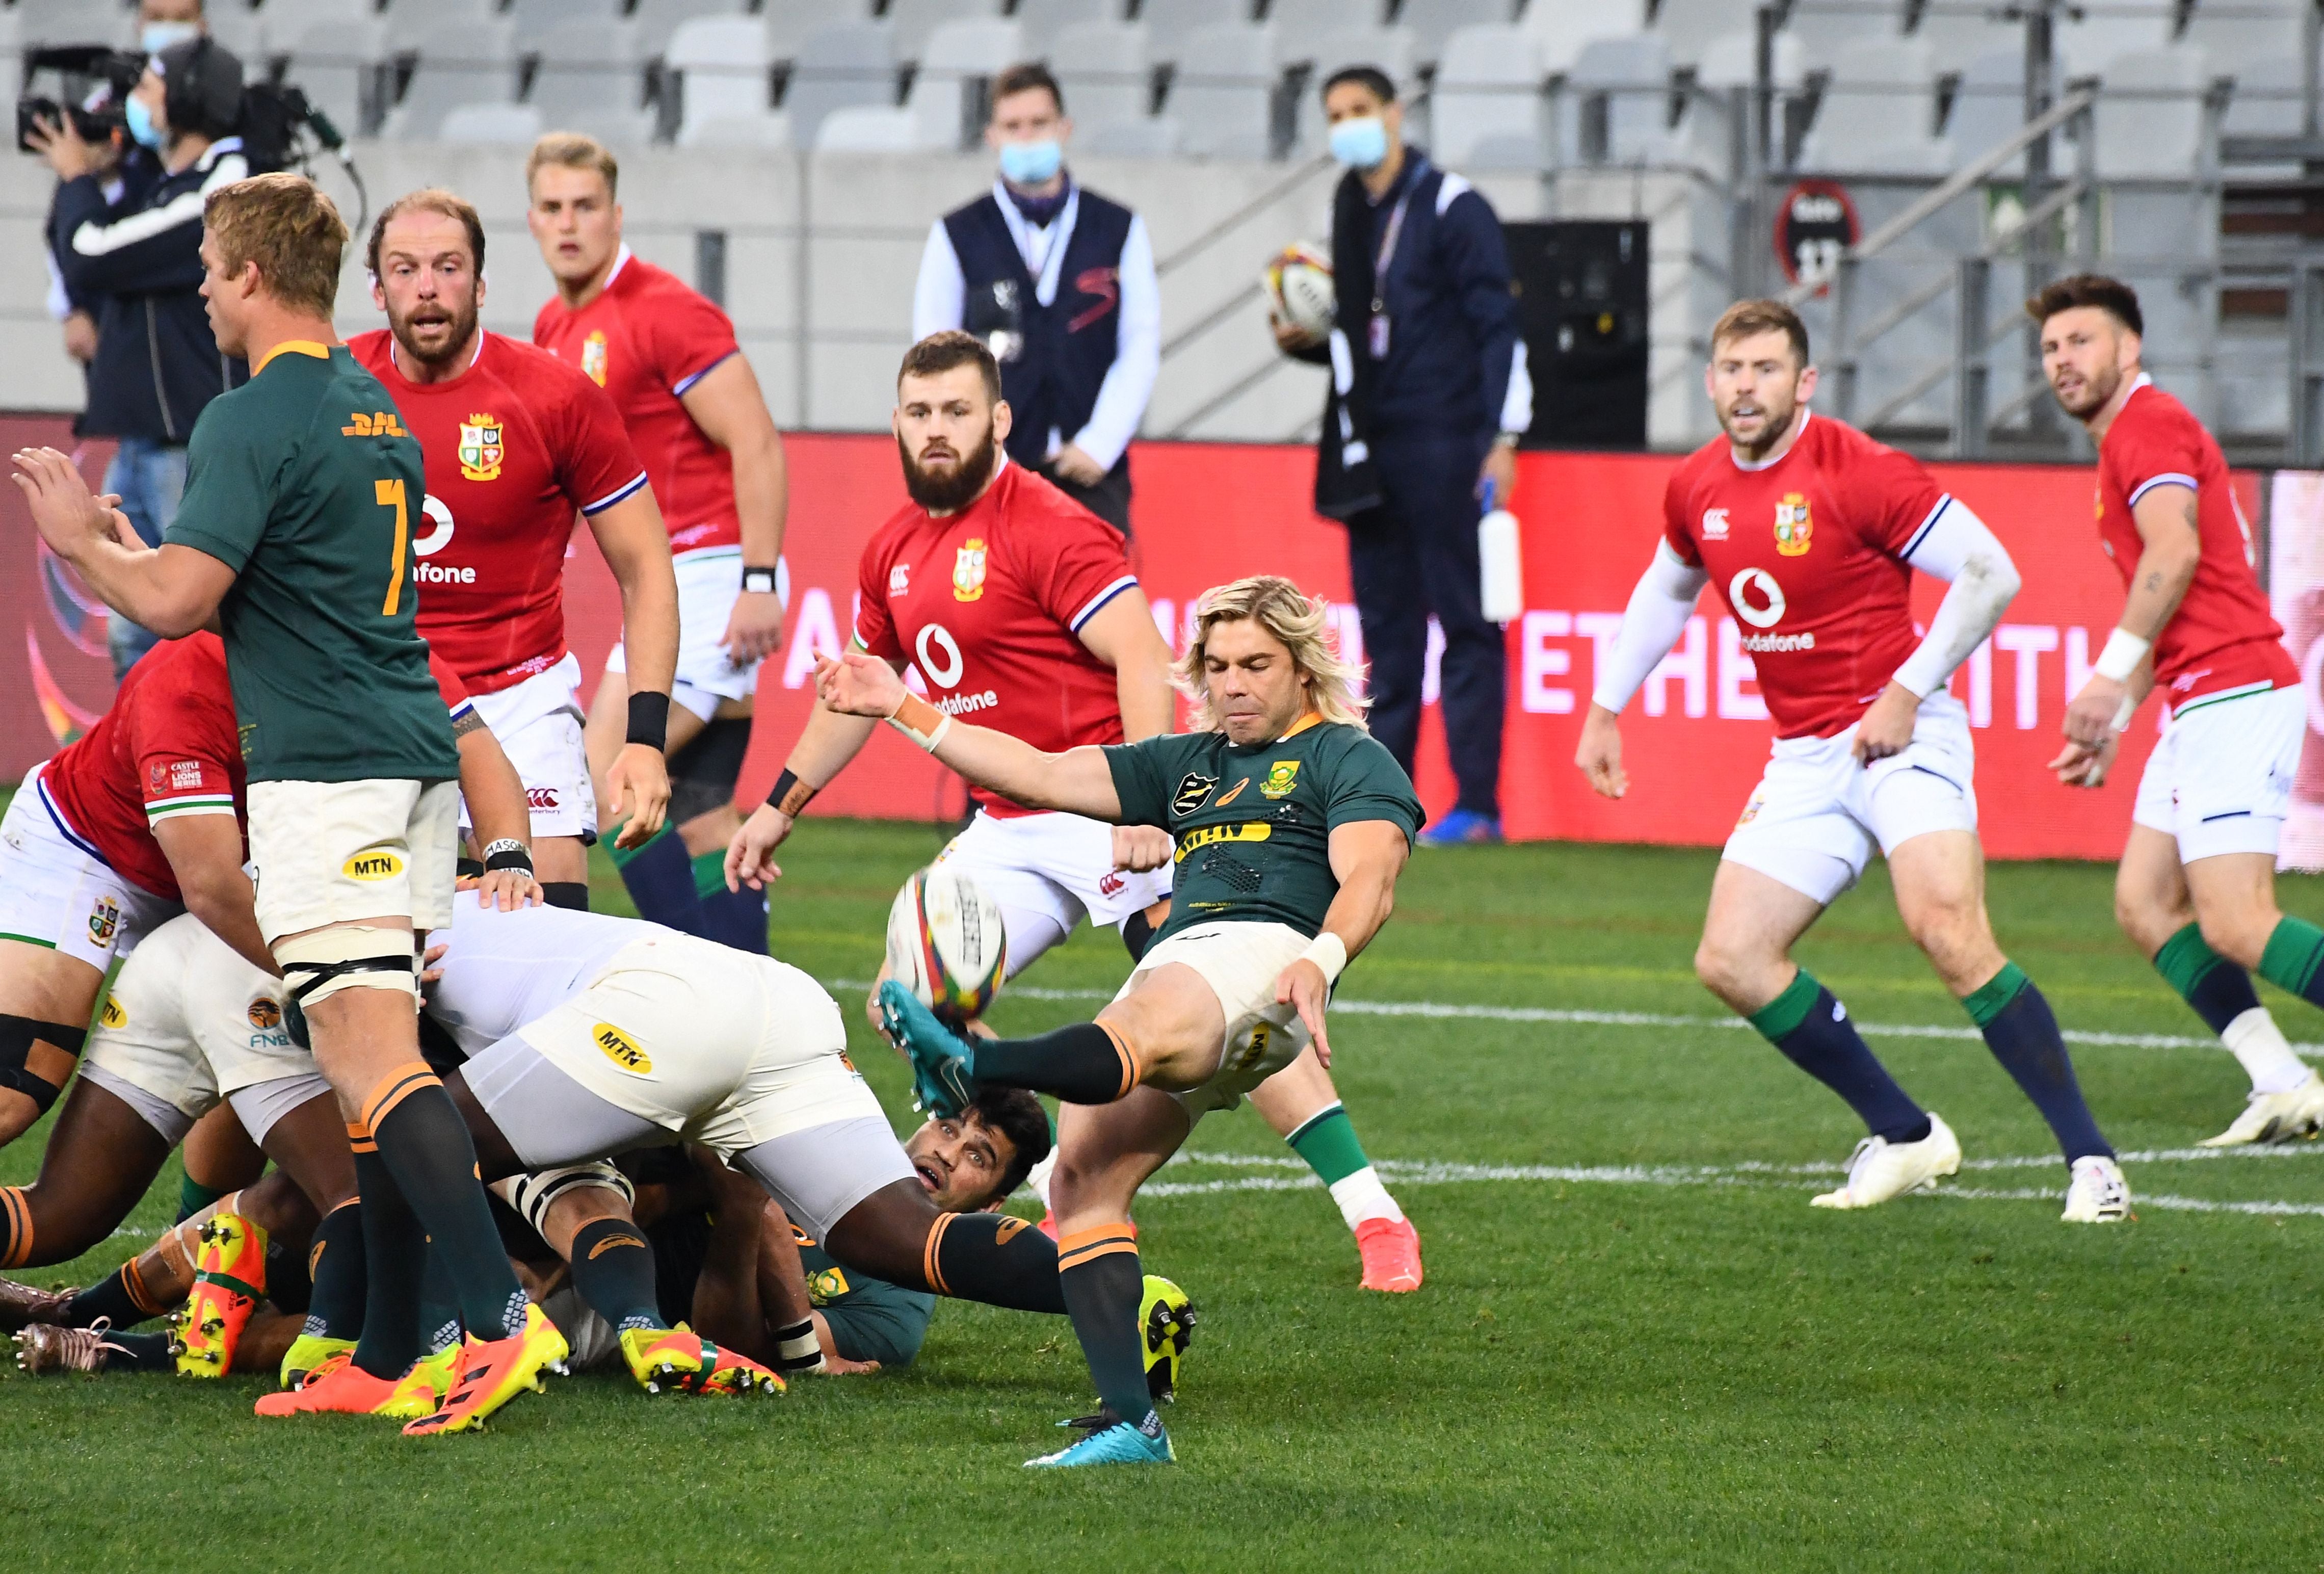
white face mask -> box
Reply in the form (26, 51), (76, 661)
(140, 20), (200, 53)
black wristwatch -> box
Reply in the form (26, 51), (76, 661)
(742, 565), (778, 594)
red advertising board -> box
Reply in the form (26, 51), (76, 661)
(0, 421), (2264, 862)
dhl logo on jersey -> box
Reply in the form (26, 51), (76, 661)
(594, 1022), (651, 1074)
(1174, 820), (1271, 862)
(340, 411), (409, 438)
(458, 414), (504, 481)
(1774, 493), (1813, 556)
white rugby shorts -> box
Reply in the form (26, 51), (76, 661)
(605, 546), (772, 722)
(2133, 683), (2303, 863)
(80, 912), (329, 1146)
(0, 765), (177, 971)
(246, 778), (459, 943)
(1722, 690), (1980, 907)
(1113, 919), (1314, 1121)
(459, 653), (595, 842)
(934, 809), (1173, 976)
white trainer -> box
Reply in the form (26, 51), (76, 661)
(2061, 1155), (2131, 1223)
(2198, 1071), (2324, 1148)
(1810, 1113), (1962, 1210)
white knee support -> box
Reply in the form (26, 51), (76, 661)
(274, 925), (417, 1008)
(492, 1162), (636, 1239)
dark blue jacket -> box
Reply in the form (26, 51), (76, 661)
(1328, 149), (1530, 440)
(48, 137), (249, 442)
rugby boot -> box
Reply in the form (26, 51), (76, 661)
(1355, 1216), (1424, 1292)
(0, 1275), (74, 1332)
(169, 1213), (266, 1377)
(2200, 1071), (2324, 1147)
(402, 1301), (568, 1436)
(620, 1325), (784, 1397)
(1810, 1113), (1961, 1210)
(877, 980), (979, 1120)
(13, 1320), (129, 1375)
(1025, 1415), (1176, 1468)
(1140, 1275), (1196, 1402)
(377, 1344), (463, 1418)
(2061, 1155), (2133, 1224)
(279, 1333), (356, 1390)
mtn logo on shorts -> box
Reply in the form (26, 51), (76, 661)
(98, 995), (125, 1030)
(342, 849), (405, 881)
(248, 998), (282, 1031)
(340, 411), (408, 438)
(594, 1022), (652, 1074)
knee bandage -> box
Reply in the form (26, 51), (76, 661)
(492, 1162), (636, 1238)
(275, 924), (418, 1024)
(0, 1014), (87, 1115)
(667, 717), (753, 825)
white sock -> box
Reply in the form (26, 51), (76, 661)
(2223, 1006), (2311, 1096)
(1328, 1166), (1405, 1231)
(1026, 1150), (1055, 1211)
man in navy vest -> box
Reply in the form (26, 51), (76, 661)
(912, 62), (1160, 534)
(1275, 66), (1533, 846)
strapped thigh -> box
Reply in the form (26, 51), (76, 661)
(0, 1013), (88, 1115)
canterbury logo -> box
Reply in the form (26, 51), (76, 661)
(341, 411), (408, 437)
(341, 850), (404, 880)
(587, 1232), (647, 1260)
(994, 1217), (1030, 1245)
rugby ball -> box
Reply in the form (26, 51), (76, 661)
(1264, 241), (1335, 340)
(886, 865), (1008, 1026)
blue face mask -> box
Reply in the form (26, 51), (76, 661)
(140, 21), (200, 53)
(998, 138), (1062, 186)
(125, 95), (164, 149)
(1329, 115), (1389, 171)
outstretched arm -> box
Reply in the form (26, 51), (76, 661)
(723, 664), (892, 893)
(12, 448), (234, 636)
(815, 648), (1123, 820)
(1575, 541), (1709, 799)
(1273, 820), (1410, 1068)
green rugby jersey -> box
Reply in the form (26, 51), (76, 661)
(1105, 715), (1423, 945)
(164, 340), (456, 784)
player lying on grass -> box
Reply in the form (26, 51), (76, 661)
(1575, 297), (2129, 1222)
(257, 897), (1076, 1418)
(798, 573), (1422, 1469)
(728, 330), (1423, 1293)
(2036, 275), (2324, 1148)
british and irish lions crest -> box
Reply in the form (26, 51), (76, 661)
(953, 538), (988, 602)
(458, 414), (504, 482)
(1774, 492), (1813, 557)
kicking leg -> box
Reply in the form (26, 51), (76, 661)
(1248, 1048), (1420, 1292)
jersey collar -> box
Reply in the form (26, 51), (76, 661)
(388, 327), (487, 387)
(252, 339), (332, 375)
(603, 244), (634, 290)
(1278, 711), (1324, 741)
(1727, 405), (1810, 472)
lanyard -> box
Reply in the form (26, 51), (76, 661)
(1368, 157), (1425, 316)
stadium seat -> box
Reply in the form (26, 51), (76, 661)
(814, 103), (919, 151)
(1394, 0), (1516, 69)
(1946, 46), (2033, 177)
(1650, 0), (1792, 67)
(1014, 0), (1127, 54)
(1905, 2), (2022, 73)
(1562, 34), (1679, 167)
(13, 0), (129, 42)
(908, 18), (1023, 150)
(436, 102), (545, 143)
(884, 0), (1006, 66)
(1695, 29), (1804, 92)
(1138, 0), (1250, 67)
(2224, 53), (2306, 142)
(529, 19), (657, 147)
(2092, 46), (2210, 178)
(506, 0), (624, 35)
(385, 22), (519, 142)
(1799, 36), (1950, 174)
(2058, 3), (2174, 80)
(284, 18), (393, 137)
(1289, 27), (1418, 156)
(1267, 0), (1389, 54)
(1052, 22), (1152, 138)
(1520, 0), (1647, 77)
(1168, 22), (1275, 160)
(786, 20), (895, 150)
(1082, 116), (1183, 155)
(682, 112), (794, 149)
(205, 6), (274, 71)
(763, 0), (875, 64)
(628, 0), (753, 63)
(669, 16), (775, 144)
(2184, 0), (2310, 74)
(383, 0), (501, 28)
(1433, 24), (1545, 171)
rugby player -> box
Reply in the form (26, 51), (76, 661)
(725, 330), (1424, 1292)
(1573, 298), (2128, 1222)
(830, 574), (1423, 1468)
(12, 173), (565, 1436)
(354, 187), (682, 908)
(528, 133), (789, 951)
(2036, 275), (2324, 1145)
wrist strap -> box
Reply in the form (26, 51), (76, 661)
(625, 690), (670, 749)
(767, 768), (817, 818)
(886, 693), (952, 753)
(481, 838), (532, 874)
(1300, 932), (1348, 986)
(2094, 627), (2151, 684)
(742, 565), (778, 594)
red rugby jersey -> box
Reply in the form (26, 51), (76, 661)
(350, 330), (647, 692)
(532, 247), (741, 557)
(854, 462), (1140, 818)
(1661, 409), (1952, 740)
(2095, 377), (2295, 709)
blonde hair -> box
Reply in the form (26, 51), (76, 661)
(203, 173), (347, 318)
(1175, 575), (1367, 732)
(526, 132), (619, 199)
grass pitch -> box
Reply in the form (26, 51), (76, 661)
(7, 820), (2324, 1570)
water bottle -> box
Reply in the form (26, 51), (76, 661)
(1478, 486), (1523, 625)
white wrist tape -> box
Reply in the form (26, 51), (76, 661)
(2112, 693), (2137, 733)
(886, 693), (952, 753)
(2094, 627), (2151, 684)
(1300, 932), (1348, 986)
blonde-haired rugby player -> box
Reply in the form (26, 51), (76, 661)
(809, 574), (1424, 1470)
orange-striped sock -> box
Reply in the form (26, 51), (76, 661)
(0, 1185), (29, 1270)
(969, 1021), (1142, 1105)
(1055, 1222), (1152, 1427)
(918, 1210), (1066, 1313)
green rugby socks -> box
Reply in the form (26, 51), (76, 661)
(1963, 962), (2111, 1162)
(2260, 917), (2324, 1008)
(1055, 1224), (1157, 1433)
(1286, 1104), (1406, 1230)
(2154, 924), (2307, 1094)
(1747, 970), (1929, 1143)
(971, 1021), (1139, 1106)
(569, 1217), (663, 1334)
(176, 1174), (228, 1224)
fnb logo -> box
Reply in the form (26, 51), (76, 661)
(340, 411), (408, 437)
(526, 786), (561, 810)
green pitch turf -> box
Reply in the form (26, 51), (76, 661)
(8, 820), (2324, 1570)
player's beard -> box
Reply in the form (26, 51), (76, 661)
(2050, 359), (2121, 422)
(899, 425), (998, 513)
(388, 294), (481, 372)
(1719, 390), (1798, 463)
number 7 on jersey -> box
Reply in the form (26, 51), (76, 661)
(376, 477), (409, 616)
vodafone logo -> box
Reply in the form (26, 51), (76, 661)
(915, 622), (964, 688)
(1728, 567), (1787, 628)
(412, 494), (474, 584)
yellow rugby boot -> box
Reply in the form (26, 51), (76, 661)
(620, 1324), (784, 1397)
(170, 1214), (267, 1377)
(402, 1302), (567, 1437)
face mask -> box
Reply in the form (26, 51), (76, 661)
(125, 95), (164, 149)
(140, 21), (200, 53)
(998, 138), (1062, 186)
(1329, 115), (1389, 171)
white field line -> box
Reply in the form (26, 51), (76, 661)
(829, 977), (2324, 1059)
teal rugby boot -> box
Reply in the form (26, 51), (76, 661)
(876, 980), (979, 1120)
(1025, 1417), (1176, 1468)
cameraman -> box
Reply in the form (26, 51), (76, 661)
(33, 33), (247, 678)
